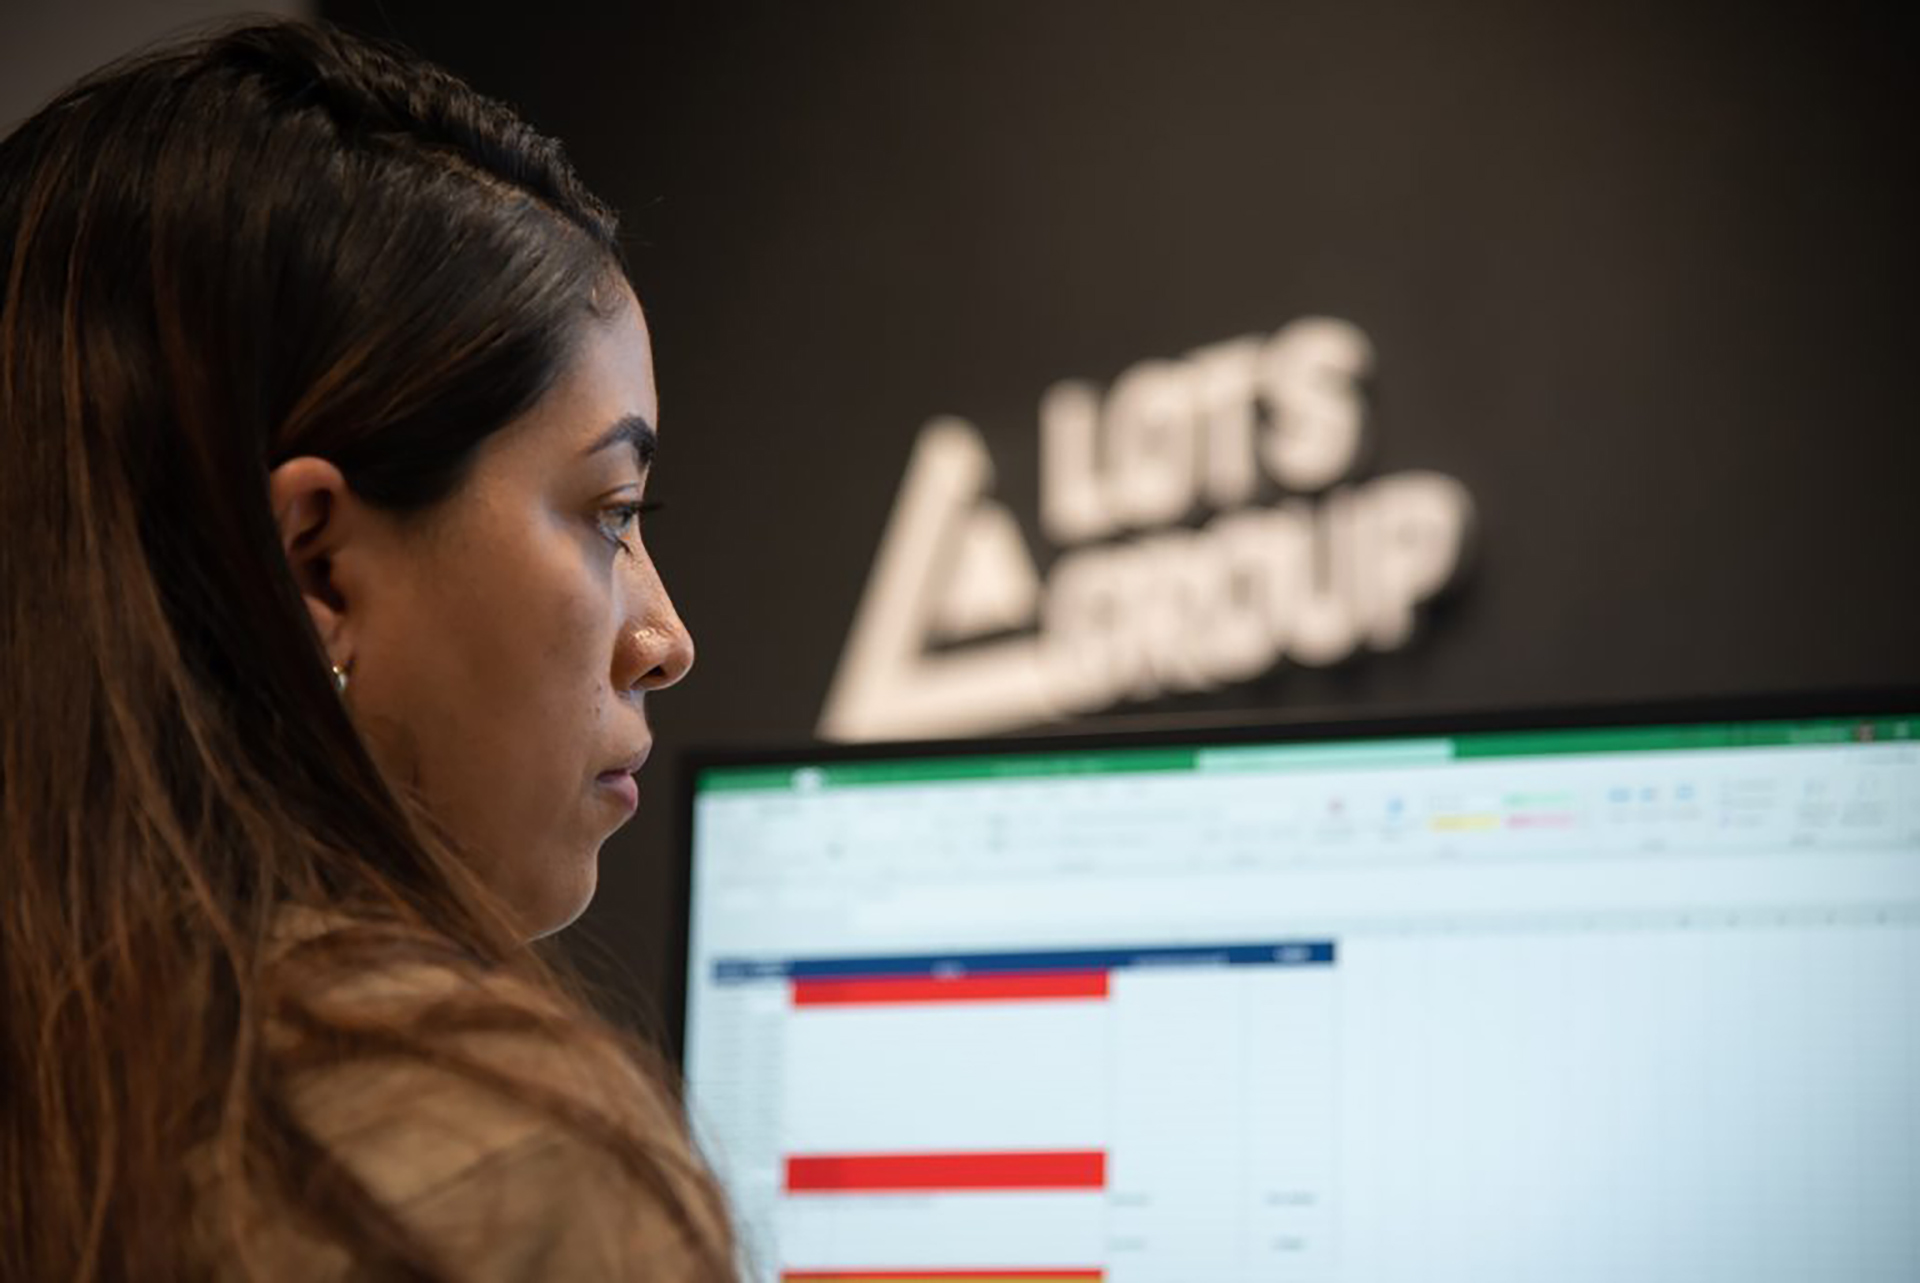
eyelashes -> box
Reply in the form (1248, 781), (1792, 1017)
(601, 499), (665, 558)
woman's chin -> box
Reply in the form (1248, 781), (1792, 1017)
(515, 854), (599, 942)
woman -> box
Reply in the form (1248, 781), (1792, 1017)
(0, 18), (736, 1280)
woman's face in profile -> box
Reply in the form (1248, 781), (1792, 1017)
(274, 286), (693, 938)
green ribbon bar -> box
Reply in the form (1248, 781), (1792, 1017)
(699, 747), (1196, 792)
(697, 714), (1917, 794)
(1452, 716), (1917, 760)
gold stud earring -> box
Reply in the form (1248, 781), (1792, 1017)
(331, 662), (351, 696)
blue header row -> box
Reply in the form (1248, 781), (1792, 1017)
(711, 939), (1336, 983)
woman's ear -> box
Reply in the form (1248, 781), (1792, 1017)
(267, 456), (356, 664)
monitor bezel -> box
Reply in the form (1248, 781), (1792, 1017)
(667, 685), (1920, 1066)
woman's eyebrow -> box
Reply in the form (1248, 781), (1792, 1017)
(580, 414), (656, 468)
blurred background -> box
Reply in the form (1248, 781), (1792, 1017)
(8, 0), (1917, 1033)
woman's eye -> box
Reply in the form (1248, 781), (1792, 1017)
(599, 500), (663, 556)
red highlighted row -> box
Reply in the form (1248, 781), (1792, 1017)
(785, 1149), (1107, 1193)
(792, 970), (1109, 1007)
(782, 1272), (1102, 1282)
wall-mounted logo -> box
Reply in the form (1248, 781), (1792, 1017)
(820, 318), (1474, 741)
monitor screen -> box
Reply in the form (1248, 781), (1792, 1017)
(680, 697), (1920, 1283)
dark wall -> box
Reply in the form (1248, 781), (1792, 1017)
(321, 0), (1920, 1030)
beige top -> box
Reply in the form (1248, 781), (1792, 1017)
(194, 936), (730, 1281)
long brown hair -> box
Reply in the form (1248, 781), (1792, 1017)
(0, 19), (733, 1279)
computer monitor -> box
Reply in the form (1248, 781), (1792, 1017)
(677, 692), (1920, 1283)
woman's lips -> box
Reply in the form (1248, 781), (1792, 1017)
(595, 771), (639, 812)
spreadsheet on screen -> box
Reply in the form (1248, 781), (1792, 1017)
(682, 710), (1920, 1283)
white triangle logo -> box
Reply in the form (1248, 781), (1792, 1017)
(819, 418), (1052, 741)
(928, 499), (1040, 643)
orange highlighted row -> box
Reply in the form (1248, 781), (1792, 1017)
(785, 1149), (1107, 1193)
(792, 971), (1109, 1006)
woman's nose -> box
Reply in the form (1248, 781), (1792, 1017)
(616, 594), (695, 693)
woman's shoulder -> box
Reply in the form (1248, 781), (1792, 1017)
(199, 910), (732, 1280)
(274, 946), (654, 1200)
